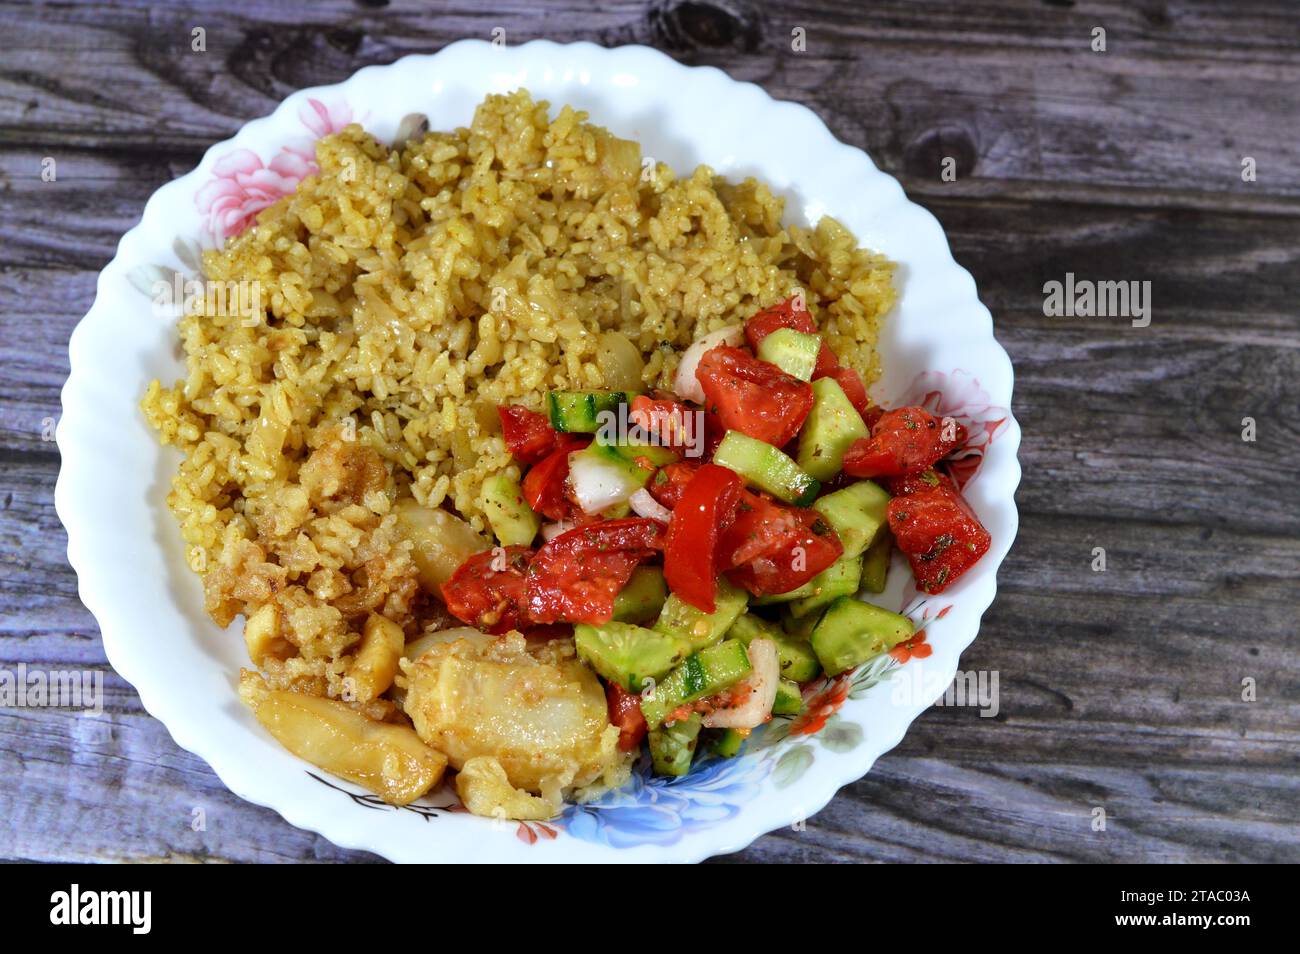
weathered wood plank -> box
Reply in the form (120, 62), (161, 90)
(2, 1), (1299, 200)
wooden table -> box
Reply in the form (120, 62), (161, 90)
(2, 0), (1297, 863)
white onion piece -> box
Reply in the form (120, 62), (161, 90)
(702, 638), (780, 730)
(629, 488), (672, 523)
(541, 520), (576, 542)
(672, 324), (744, 404)
(568, 449), (643, 514)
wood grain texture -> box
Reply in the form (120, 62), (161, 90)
(1, 0), (1297, 864)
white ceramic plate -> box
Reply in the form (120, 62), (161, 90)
(56, 39), (1021, 862)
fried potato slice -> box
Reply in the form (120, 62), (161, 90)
(402, 633), (618, 795)
(244, 675), (447, 805)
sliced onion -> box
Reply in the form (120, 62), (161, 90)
(568, 449), (645, 514)
(672, 324), (744, 404)
(702, 638), (780, 730)
(629, 488), (672, 523)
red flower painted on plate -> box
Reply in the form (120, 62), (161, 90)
(890, 629), (932, 664)
(516, 821), (559, 845)
(788, 673), (852, 736)
(901, 370), (1009, 490)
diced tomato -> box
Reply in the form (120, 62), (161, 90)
(744, 298), (839, 379)
(525, 518), (666, 624)
(817, 365), (872, 418)
(629, 395), (694, 450)
(440, 546), (534, 634)
(887, 483), (990, 594)
(606, 681), (648, 752)
(664, 464), (744, 612)
(718, 491), (802, 568)
(885, 467), (956, 497)
(648, 461), (701, 509)
(841, 406), (967, 478)
(498, 405), (557, 465)
(696, 346), (814, 448)
(521, 434), (590, 521)
(724, 505), (843, 597)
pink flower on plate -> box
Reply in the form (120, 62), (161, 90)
(195, 98), (355, 243)
(195, 148), (315, 242)
(901, 369), (1009, 490)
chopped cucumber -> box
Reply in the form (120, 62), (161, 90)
(480, 474), (541, 547)
(711, 728), (747, 758)
(652, 577), (749, 652)
(567, 442), (651, 513)
(753, 552), (861, 607)
(713, 430), (819, 506)
(612, 567), (669, 624)
(810, 597), (914, 676)
(599, 436), (680, 468)
(574, 621), (688, 692)
(781, 607), (820, 642)
(860, 532), (892, 594)
(547, 389), (632, 433)
(813, 479), (890, 559)
(796, 378), (869, 482)
(728, 613), (822, 682)
(757, 327), (821, 381)
(641, 639), (752, 728)
(773, 678), (803, 715)
(787, 555), (864, 619)
(649, 712), (703, 776)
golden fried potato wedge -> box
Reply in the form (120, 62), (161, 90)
(250, 685), (446, 805)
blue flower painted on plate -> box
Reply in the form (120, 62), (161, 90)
(559, 743), (775, 848)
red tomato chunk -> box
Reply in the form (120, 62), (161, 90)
(696, 346), (814, 448)
(525, 518), (665, 624)
(498, 405), (557, 465)
(664, 463), (744, 612)
(440, 546), (534, 634)
(606, 681), (648, 752)
(521, 433), (589, 521)
(887, 483), (990, 594)
(723, 500), (843, 597)
(842, 406), (967, 478)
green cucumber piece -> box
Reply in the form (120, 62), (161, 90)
(810, 597), (914, 676)
(787, 555), (864, 619)
(773, 678), (803, 715)
(480, 474), (541, 547)
(652, 577), (749, 652)
(860, 532), (892, 594)
(781, 607), (822, 642)
(813, 480), (890, 559)
(546, 390), (632, 433)
(600, 437), (680, 468)
(612, 567), (669, 624)
(713, 430), (819, 506)
(640, 639), (752, 728)
(574, 621), (688, 692)
(728, 613), (822, 682)
(649, 712), (703, 776)
(796, 378), (869, 482)
(757, 327), (821, 381)
(711, 728), (747, 758)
